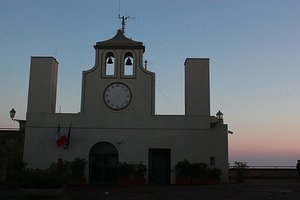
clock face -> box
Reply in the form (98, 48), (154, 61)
(104, 82), (132, 110)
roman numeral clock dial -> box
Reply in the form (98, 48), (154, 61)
(103, 82), (132, 110)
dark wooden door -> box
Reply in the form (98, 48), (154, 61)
(90, 154), (118, 184)
(89, 142), (118, 184)
(149, 149), (171, 184)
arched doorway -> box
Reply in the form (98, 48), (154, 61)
(89, 142), (118, 184)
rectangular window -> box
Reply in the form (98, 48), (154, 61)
(210, 157), (216, 166)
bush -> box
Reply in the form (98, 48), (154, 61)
(175, 160), (222, 184)
(70, 158), (86, 179)
(118, 162), (136, 178)
(20, 166), (70, 188)
(117, 162), (147, 179)
(191, 162), (208, 179)
(22, 159), (71, 188)
(135, 162), (147, 179)
(233, 161), (248, 178)
(5, 160), (27, 186)
(17, 157), (86, 188)
(175, 159), (191, 179)
(207, 168), (221, 179)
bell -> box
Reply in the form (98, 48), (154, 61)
(125, 57), (133, 66)
(107, 57), (113, 64)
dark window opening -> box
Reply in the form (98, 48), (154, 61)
(105, 53), (115, 76)
(210, 157), (216, 166)
(124, 52), (134, 76)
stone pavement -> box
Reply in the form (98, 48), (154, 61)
(1, 179), (300, 200)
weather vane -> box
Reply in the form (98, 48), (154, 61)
(118, 15), (129, 33)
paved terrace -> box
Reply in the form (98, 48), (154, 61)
(1, 179), (300, 200)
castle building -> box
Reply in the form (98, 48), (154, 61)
(23, 28), (229, 184)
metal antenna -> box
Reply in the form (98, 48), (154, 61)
(54, 47), (58, 59)
(118, 0), (121, 18)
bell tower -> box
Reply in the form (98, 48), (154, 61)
(81, 29), (155, 116)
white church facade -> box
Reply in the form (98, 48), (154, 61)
(23, 29), (229, 184)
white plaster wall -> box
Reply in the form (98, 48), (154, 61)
(24, 113), (228, 183)
(185, 58), (210, 116)
(27, 57), (58, 114)
(24, 37), (228, 184)
(81, 48), (155, 115)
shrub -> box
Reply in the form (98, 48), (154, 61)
(134, 162), (147, 179)
(70, 158), (86, 179)
(175, 160), (222, 183)
(207, 168), (221, 179)
(191, 162), (208, 179)
(118, 162), (136, 178)
(117, 162), (147, 179)
(175, 159), (191, 179)
(20, 168), (68, 188)
(233, 161), (248, 178)
(5, 160), (27, 186)
(17, 157), (87, 188)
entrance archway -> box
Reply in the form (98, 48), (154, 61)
(89, 142), (118, 184)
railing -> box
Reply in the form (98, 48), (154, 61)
(229, 166), (298, 179)
(0, 128), (19, 131)
(229, 166), (296, 169)
(248, 166), (295, 169)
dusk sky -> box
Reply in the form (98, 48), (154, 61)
(0, 0), (299, 166)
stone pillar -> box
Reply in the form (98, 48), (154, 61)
(27, 57), (58, 114)
(185, 58), (210, 116)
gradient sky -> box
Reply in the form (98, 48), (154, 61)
(1, 0), (299, 166)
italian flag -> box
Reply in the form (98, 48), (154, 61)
(56, 124), (68, 146)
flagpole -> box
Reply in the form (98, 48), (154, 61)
(60, 147), (63, 161)
(64, 121), (72, 149)
(56, 119), (68, 148)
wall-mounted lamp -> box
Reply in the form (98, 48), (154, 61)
(216, 110), (223, 122)
(9, 108), (26, 132)
(117, 138), (125, 144)
(10, 108), (16, 120)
